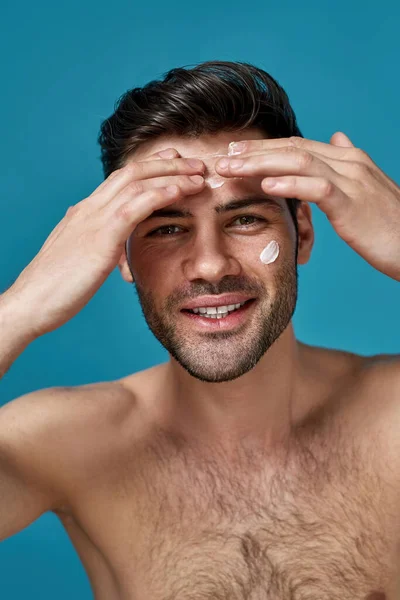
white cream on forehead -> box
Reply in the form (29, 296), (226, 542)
(183, 150), (280, 262)
(184, 152), (243, 189)
(260, 241), (279, 264)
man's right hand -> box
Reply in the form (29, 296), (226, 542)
(6, 148), (205, 338)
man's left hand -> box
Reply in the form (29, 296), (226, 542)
(215, 132), (400, 281)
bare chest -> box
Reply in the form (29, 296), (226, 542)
(62, 422), (400, 600)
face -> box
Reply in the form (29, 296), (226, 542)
(122, 130), (312, 383)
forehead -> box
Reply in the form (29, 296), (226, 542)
(129, 129), (291, 221)
(132, 128), (266, 161)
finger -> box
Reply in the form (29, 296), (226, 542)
(104, 185), (183, 244)
(92, 148), (181, 196)
(95, 148), (180, 192)
(143, 148), (181, 161)
(215, 150), (342, 182)
(104, 173), (205, 210)
(103, 179), (206, 243)
(260, 174), (349, 216)
(229, 137), (357, 160)
(102, 167), (208, 221)
(217, 149), (358, 181)
(89, 156), (205, 206)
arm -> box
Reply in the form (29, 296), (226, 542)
(0, 388), (70, 541)
(0, 291), (37, 380)
(0, 380), (132, 542)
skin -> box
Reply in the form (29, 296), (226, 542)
(115, 128), (400, 457)
(2, 128), (399, 597)
(117, 128), (317, 452)
(217, 132), (400, 281)
(60, 130), (399, 598)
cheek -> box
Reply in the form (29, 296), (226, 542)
(126, 239), (165, 286)
(129, 238), (173, 270)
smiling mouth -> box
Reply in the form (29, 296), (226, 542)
(181, 298), (255, 319)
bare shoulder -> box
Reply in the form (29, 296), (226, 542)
(299, 341), (399, 383)
(338, 350), (400, 481)
(44, 380), (137, 469)
(356, 351), (400, 395)
(1, 381), (136, 512)
(361, 353), (400, 483)
(296, 342), (399, 421)
(2, 378), (135, 421)
(315, 344), (400, 406)
(47, 366), (166, 469)
(299, 344), (400, 479)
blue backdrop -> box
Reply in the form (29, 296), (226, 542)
(1, 0), (399, 597)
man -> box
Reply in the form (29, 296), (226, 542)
(1, 60), (399, 599)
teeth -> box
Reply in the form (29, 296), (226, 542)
(190, 300), (248, 317)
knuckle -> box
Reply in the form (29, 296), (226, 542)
(107, 169), (121, 181)
(154, 186), (173, 200)
(351, 161), (370, 178)
(156, 185), (178, 200)
(115, 201), (132, 222)
(284, 145), (298, 154)
(353, 147), (371, 163)
(288, 136), (302, 147)
(126, 180), (144, 195)
(65, 204), (79, 217)
(295, 149), (313, 169)
(164, 159), (178, 173)
(145, 189), (167, 211)
(124, 161), (141, 178)
(319, 178), (334, 196)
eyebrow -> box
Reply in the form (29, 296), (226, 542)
(142, 196), (285, 222)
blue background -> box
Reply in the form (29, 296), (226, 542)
(1, 0), (399, 597)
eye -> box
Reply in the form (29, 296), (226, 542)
(146, 215), (266, 237)
(147, 225), (184, 237)
(232, 215), (265, 227)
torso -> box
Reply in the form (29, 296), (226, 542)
(54, 345), (400, 600)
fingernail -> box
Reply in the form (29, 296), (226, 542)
(187, 159), (203, 169)
(228, 141), (246, 155)
(218, 158), (230, 169)
(189, 175), (204, 184)
(229, 159), (244, 169)
(158, 148), (176, 158)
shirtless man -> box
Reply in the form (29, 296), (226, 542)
(1, 62), (400, 599)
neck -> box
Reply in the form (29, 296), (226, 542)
(161, 324), (308, 453)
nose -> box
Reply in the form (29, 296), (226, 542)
(182, 233), (242, 283)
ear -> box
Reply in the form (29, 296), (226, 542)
(118, 244), (135, 284)
(295, 201), (314, 266)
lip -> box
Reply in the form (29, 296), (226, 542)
(181, 294), (255, 310)
(181, 298), (257, 331)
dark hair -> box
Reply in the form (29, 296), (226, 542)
(97, 60), (303, 235)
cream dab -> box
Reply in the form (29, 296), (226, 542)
(184, 152), (243, 189)
(260, 240), (279, 264)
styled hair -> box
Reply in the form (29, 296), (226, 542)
(97, 60), (303, 235)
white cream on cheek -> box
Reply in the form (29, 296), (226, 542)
(260, 240), (280, 264)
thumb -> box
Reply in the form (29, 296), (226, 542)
(330, 131), (355, 148)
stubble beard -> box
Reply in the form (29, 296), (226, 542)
(134, 256), (298, 383)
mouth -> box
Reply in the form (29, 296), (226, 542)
(180, 298), (257, 331)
